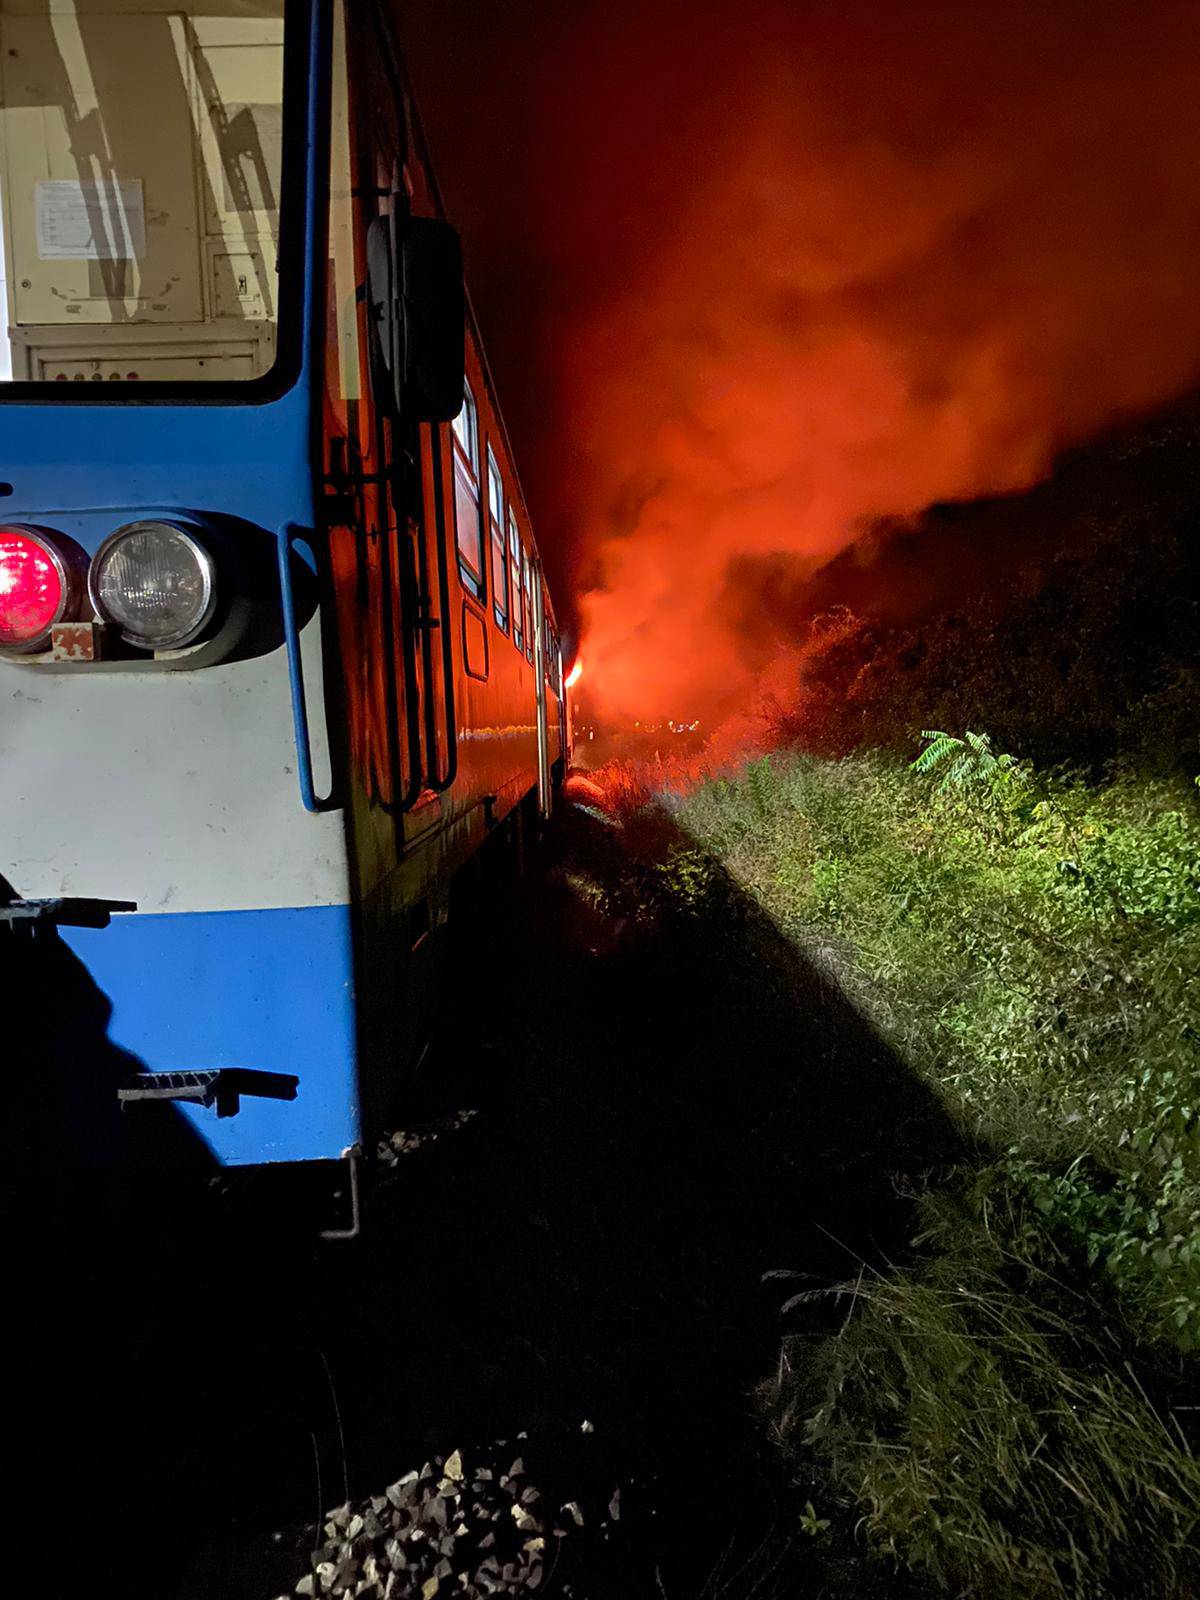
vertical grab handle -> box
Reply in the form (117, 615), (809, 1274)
(425, 423), (459, 792)
(278, 521), (330, 814)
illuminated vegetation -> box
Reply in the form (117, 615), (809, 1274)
(668, 740), (1200, 1595)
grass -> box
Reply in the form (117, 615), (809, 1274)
(780, 1204), (1200, 1599)
(657, 739), (1200, 1596)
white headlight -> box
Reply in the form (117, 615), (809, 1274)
(89, 521), (217, 651)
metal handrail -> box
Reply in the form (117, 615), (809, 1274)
(277, 520), (331, 814)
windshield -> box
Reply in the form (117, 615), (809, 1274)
(0, 0), (288, 387)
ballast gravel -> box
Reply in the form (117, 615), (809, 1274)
(276, 1436), (621, 1599)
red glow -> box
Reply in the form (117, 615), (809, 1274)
(0, 529), (63, 647)
(564, 658), (583, 691)
(405, 1), (1200, 739)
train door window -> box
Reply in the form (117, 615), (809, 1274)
(522, 553), (534, 662)
(508, 506), (523, 652)
(487, 446), (508, 631)
(452, 380), (485, 599)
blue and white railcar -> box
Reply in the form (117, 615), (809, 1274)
(0, 0), (570, 1186)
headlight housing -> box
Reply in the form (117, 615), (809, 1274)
(89, 520), (217, 651)
(0, 524), (83, 653)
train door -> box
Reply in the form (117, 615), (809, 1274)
(366, 8), (457, 820)
(558, 640), (570, 764)
(325, 0), (460, 1131)
(532, 563), (552, 817)
(332, 0), (453, 844)
(325, 1), (410, 863)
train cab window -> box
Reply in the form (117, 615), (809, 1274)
(452, 381), (485, 599)
(0, 0), (290, 387)
(326, 0), (361, 410)
(487, 447), (508, 630)
(508, 506), (523, 652)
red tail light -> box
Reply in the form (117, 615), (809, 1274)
(0, 526), (77, 653)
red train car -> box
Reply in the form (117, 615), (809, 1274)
(324, 0), (572, 1147)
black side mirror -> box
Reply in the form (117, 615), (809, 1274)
(365, 213), (465, 425)
(401, 218), (465, 423)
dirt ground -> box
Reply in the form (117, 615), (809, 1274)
(11, 800), (955, 1600)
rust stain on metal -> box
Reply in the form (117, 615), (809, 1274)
(50, 621), (99, 662)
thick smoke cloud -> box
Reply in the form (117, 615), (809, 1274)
(400, 0), (1200, 726)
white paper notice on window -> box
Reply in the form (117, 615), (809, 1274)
(36, 179), (146, 261)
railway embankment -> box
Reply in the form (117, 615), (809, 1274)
(658, 740), (1200, 1598)
(45, 749), (1196, 1600)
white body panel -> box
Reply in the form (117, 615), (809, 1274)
(1, 617), (347, 913)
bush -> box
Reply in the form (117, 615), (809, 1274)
(753, 406), (1200, 774)
(677, 742), (1200, 1348)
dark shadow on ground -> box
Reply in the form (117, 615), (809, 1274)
(176, 799), (960, 1599)
(1, 925), (334, 1600)
(9, 800), (960, 1599)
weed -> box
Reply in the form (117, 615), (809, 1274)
(778, 1209), (1200, 1599)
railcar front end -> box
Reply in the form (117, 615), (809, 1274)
(0, 0), (360, 1173)
(0, 0), (570, 1180)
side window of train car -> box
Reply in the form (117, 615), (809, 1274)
(546, 617), (560, 692)
(487, 448), (508, 631)
(522, 553), (534, 662)
(453, 381), (485, 600)
(508, 506), (523, 652)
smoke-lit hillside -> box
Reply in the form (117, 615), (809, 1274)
(750, 393), (1200, 768)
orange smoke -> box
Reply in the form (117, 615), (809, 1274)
(403, 0), (1200, 729)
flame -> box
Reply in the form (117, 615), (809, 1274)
(564, 658), (583, 691)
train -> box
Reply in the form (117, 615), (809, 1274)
(0, 0), (572, 1212)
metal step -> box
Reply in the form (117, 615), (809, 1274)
(0, 896), (137, 931)
(118, 1068), (299, 1119)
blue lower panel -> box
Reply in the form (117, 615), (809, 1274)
(62, 904), (359, 1166)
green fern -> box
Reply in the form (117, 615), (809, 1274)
(912, 730), (1017, 792)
